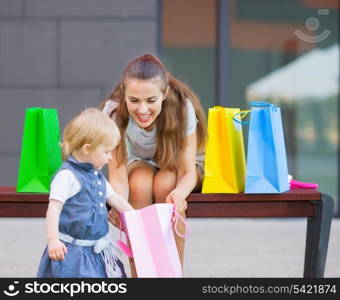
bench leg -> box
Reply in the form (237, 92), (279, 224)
(303, 193), (334, 278)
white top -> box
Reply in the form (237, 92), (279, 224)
(125, 99), (198, 161)
(49, 170), (114, 203)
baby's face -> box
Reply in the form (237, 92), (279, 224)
(87, 143), (115, 169)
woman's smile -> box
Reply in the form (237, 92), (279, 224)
(136, 113), (152, 123)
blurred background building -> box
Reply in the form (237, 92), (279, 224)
(0, 0), (339, 215)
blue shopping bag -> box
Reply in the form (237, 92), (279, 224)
(245, 102), (289, 193)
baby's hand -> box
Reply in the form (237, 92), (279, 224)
(48, 238), (68, 261)
(108, 208), (123, 229)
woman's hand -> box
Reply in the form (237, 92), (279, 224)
(48, 238), (67, 261)
(108, 207), (122, 229)
(165, 188), (188, 215)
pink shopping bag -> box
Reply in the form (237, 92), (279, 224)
(117, 203), (188, 278)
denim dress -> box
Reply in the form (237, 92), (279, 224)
(37, 157), (126, 278)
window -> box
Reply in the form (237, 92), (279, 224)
(230, 0), (339, 211)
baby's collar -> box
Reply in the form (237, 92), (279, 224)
(67, 156), (96, 172)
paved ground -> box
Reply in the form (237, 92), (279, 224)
(0, 218), (339, 278)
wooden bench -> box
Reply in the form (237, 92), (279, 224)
(0, 186), (334, 278)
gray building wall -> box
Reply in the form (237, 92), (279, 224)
(0, 0), (158, 186)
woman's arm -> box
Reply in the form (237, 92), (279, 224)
(175, 131), (197, 196)
(108, 147), (129, 200)
(107, 147), (130, 227)
(165, 131), (197, 211)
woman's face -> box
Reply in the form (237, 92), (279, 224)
(125, 77), (166, 131)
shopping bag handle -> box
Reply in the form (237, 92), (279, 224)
(250, 101), (278, 111)
(232, 110), (251, 125)
(117, 218), (133, 258)
(250, 101), (273, 107)
(172, 209), (190, 238)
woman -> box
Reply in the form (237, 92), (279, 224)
(100, 53), (206, 276)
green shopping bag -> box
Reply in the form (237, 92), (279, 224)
(16, 107), (62, 193)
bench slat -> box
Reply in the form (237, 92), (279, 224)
(187, 201), (315, 217)
(0, 186), (321, 203)
(0, 186), (318, 218)
(187, 189), (321, 202)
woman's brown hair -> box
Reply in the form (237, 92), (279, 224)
(99, 54), (207, 170)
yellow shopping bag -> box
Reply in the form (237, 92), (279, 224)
(202, 106), (248, 193)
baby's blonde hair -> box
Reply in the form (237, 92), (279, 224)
(61, 108), (120, 160)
